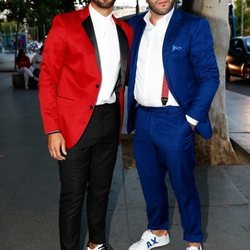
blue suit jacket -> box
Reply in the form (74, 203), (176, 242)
(127, 9), (220, 139)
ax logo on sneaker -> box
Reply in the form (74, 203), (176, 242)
(146, 237), (158, 248)
(128, 230), (170, 250)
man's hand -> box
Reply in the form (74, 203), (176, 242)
(185, 115), (198, 132)
(48, 133), (67, 161)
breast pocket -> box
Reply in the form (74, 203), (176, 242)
(171, 44), (189, 57)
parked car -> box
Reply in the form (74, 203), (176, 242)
(226, 36), (250, 80)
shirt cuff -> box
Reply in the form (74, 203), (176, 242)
(47, 130), (61, 135)
(185, 115), (198, 126)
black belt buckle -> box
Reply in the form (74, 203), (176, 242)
(161, 97), (168, 106)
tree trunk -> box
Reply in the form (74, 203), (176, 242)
(182, 0), (238, 165)
(181, 0), (195, 13)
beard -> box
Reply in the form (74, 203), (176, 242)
(147, 0), (176, 16)
(91, 0), (116, 9)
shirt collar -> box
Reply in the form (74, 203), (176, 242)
(89, 3), (114, 24)
(144, 7), (174, 28)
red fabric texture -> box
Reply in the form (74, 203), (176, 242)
(39, 6), (133, 148)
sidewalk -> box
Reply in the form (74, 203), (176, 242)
(0, 72), (249, 250)
(0, 53), (15, 72)
(226, 90), (250, 155)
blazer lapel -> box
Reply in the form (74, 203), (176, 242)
(81, 16), (102, 73)
(116, 24), (128, 86)
(128, 17), (146, 97)
(162, 10), (182, 55)
(131, 18), (146, 68)
(162, 10), (183, 104)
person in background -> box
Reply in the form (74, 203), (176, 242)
(16, 49), (38, 89)
(127, 0), (219, 249)
(31, 45), (44, 79)
(39, 0), (132, 249)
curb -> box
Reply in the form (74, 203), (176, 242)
(230, 137), (250, 164)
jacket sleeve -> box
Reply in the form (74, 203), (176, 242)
(186, 18), (220, 122)
(38, 14), (67, 134)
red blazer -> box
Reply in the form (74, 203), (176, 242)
(39, 6), (133, 148)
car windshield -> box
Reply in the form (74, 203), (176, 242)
(245, 38), (250, 52)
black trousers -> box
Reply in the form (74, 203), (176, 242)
(58, 103), (119, 250)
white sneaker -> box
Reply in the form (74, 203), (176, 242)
(129, 230), (170, 250)
(87, 243), (113, 250)
(186, 245), (202, 250)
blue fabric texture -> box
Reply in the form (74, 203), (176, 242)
(127, 9), (220, 139)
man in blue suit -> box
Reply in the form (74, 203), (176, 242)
(127, 1), (219, 250)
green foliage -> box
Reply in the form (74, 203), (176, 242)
(0, 21), (17, 34)
(81, 0), (90, 5)
(0, 0), (91, 39)
(235, 0), (250, 35)
(181, 0), (194, 13)
(0, 0), (28, 24)
(175, 0), (182, 7)
(0, 1), (6, 12)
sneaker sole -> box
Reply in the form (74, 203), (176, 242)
(150, 238), (170, 249)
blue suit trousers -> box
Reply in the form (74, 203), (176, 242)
(134, 105), (203, 243)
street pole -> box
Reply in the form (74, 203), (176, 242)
(241, 0), (244, 36)
(23, 18), (28, 52)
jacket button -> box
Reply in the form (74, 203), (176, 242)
(96, 84), (100, 88)
(89, 105), (94, 109)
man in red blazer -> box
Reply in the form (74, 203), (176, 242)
(39, 1), (132, 249)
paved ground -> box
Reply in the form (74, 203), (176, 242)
(0, 72), (250, 250)
(0, 53), (15, 71)
(226, 77), (250, 97)
(226, 91), (250, 155)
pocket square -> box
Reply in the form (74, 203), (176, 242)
(172, 45), (182, 52)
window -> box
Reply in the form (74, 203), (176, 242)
(244, 38), (250, 53)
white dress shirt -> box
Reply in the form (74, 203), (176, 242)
(134, 8), (198, 125)
(89, 4), (121, 105)
(31, 53), (42, 69)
